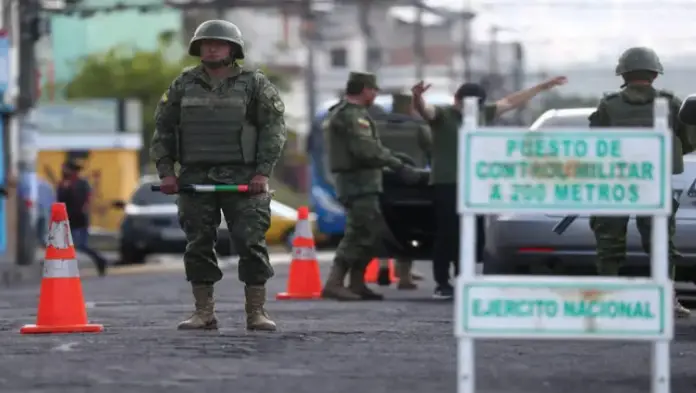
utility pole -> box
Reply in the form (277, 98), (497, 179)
(357, 0), (376, 72)
(413, 0), (424, 80)
(302, 0), (318, 120)
(487, 25), (500, 98)
(15, 0), (41, 265)
(460, 10), (475, 81)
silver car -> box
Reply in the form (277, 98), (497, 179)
(484, 107), (696, 282)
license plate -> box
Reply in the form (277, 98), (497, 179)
(161, 228), (185, 240)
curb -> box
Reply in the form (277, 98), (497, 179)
(0, 262), (43, 288)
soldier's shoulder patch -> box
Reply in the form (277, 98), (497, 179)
(357, 117), (370, 128)
(273, 98), (285, 113)
(262, 85), (279, 99)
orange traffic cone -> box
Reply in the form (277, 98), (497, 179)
(20, 203), (104, 334)
(276, 206), (322, 300)
(364, 258), (398, 286)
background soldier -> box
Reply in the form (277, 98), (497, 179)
(321, 72), (428, 301)
(379, 92), (430, 290)
(150, 20), (286, 331)
(588, 46), (695, 318)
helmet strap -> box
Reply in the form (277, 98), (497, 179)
(201, 57), (231, 70)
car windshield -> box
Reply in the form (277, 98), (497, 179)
(131, 182), (177, 205)
(536, 114), (590, 128)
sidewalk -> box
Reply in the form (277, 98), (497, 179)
(1, 263), (696, 392)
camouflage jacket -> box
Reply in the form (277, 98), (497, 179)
(150, 65), (287, 184)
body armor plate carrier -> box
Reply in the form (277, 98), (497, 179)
(179, 72), (258, 166)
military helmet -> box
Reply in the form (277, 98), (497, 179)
(615, 47), (663, 75)
(188, 20), (245, 59)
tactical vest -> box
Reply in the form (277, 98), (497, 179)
(603, 91), (684, 174)
(178, 72), (258, 166)
(324, 102), (381, 173)
(373, 115), (430, 167)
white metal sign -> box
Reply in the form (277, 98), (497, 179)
(457, 276), (672, 340)
(455, 97), (674, 393)
(461, 129), (671, 215)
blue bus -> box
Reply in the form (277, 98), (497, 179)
(308, 93), (452, 243)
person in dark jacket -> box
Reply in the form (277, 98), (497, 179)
(56, 160), (107, 276)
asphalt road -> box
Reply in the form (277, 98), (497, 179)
(3, 254), (696, 393)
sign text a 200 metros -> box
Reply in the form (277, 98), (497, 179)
(461, 129), (671, 215)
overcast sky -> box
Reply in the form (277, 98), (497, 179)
(421, 0), (696, 68)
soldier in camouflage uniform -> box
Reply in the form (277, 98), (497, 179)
(589, 47), (694, 318)
(385, 92), (431, 290)
(321, 72), (428, 301)
(150, 20), (286, 330)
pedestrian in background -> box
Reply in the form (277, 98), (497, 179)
(56, 160), (107, 276)
(36, 178), (55, 246)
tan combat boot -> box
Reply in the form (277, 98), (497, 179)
(245, 285), (277, 331)
(177, 283), (218, 330)
(396, 259), (418, 290)
(674, 294), (691, 319)
(349, 260), (383, 300)
(321, 260), (361, 301)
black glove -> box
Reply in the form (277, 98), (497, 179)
(397, 165), (429, 185)
(393, 152), (416, 166)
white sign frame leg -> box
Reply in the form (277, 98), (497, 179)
(455, 96), (673, 393)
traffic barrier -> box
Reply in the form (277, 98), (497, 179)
(20, 203), (104, 334)
(276, 206), (322, 300)
(364, 258), (397, 286)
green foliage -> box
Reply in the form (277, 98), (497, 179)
(63, 30), (289, 149)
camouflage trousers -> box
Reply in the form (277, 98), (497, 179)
(335, 194), (391, 269)
(590, 197), (680, 276)
(177, 191), (273, 285)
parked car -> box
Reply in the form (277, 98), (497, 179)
(113, 178), (233, 264)
(483, 107), (696, 282)
(114, 176), (322, 263)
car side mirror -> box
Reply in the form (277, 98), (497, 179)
(688, 178), (696, 198)
(678, 94), (696, 125)
(111, 200), (127, 209)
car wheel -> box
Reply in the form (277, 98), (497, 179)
(119, 245), (147, 265)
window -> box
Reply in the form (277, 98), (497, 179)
(330, 47), (347, 68)
(367, 47), (382, 67)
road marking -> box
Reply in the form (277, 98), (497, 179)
(51, 342), (80, 352)
(81, 251), (336, 277)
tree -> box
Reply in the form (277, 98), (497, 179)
(64, 31), (289, 155)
